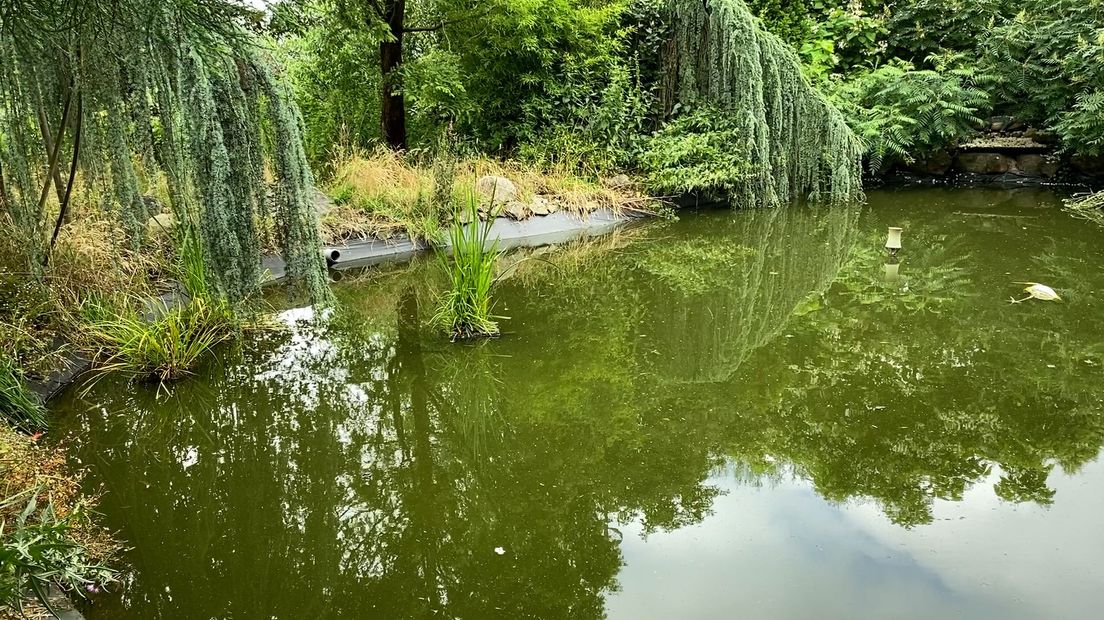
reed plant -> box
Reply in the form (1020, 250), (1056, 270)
(79, 295), (236, 383)
(433, 193), (503, 339)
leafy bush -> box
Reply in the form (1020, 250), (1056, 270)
(829, 60), (990, 172)
(636, 107), (752, 197)
(746, 0), (814, 47)
(0, 493), (116, 616)
(518, 63), (652, 173)
(448, 0), (629, 151)
(274, 4), (385, 168)
(432, 193), (502, 340)
(978, 0), (1104, 146)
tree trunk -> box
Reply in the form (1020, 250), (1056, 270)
(380, 0), (408, 150)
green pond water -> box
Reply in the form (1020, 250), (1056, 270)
(52, 187), (1104, 619)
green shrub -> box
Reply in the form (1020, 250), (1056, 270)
(0, 492), (117, 616)
(829, 60), (990, 172)
(636, 107), (752, 197)
(432, 193), (502, 340)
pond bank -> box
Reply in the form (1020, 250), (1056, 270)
(29, 207), (647, 404)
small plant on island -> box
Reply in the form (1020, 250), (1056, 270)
(432, 193), (503, 340)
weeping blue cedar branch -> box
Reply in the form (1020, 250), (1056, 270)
(662, 0), (864, 207)
(0, 0), (332, 304)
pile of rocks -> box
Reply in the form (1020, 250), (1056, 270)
(903, 116), (1104, 181)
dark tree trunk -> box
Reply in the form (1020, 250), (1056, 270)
(380, 0), (408, 150)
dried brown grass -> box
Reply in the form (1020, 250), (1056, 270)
(320, 148), (654, 243)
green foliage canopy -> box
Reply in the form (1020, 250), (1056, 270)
(0, 0), (331, 303)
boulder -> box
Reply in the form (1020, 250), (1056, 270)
(475, 175), (518, 206)
(1015, 154), (1060, 178)
(503, 201), (530, 220)
(602, 174), (633, 189)
(310, 187), (336, 216)
(530, 195), (552, 216)
(954, 152), (1016, 174)
(904, 150), (953, 176)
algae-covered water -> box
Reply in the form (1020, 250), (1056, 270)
(52, 188), (1104, 619)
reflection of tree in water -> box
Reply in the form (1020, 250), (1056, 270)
(53, 195), (1104, 616)
(717, 217), (1104, 526)
(58, 285), (634, 618)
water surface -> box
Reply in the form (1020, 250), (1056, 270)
(54, 188), (1104, 619)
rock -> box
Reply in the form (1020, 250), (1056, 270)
(904, 150), (953, 176)
(1015, 154), (1060, 178)
(530, 195), (551, 216)
(1033, 130), (1060, 145)
(602, 174), (633, 189)
(475, 175), (518, 206)
(954, 152), (1017, 174)
(503, 201), (530, 220)
(1071, 154), (1104, 177)
(147, 212), (176, 236)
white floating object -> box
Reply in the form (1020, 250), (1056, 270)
(494, 547), (506, 555)
(885, 227), (903, 255)
(1010, 282), (1062, 304)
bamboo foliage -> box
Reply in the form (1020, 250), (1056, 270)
(0, 0), (331, 303)
(663, 0), (864, 208)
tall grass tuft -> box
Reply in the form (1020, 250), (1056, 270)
(0, 355), (46, 431)
(76, 221), (248, 384)
(433, 193), (503, 340)
(79, 296), (236, 383)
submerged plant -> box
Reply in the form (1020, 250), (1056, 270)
(1065, 192), (1104, 227)
(433, 193), (502, 340)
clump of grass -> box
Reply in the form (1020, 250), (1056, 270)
(79, 295), (237, 383)
(432, 193), (503, 340)
(0, 355), (46, 432)
(78, 221), (238, 383)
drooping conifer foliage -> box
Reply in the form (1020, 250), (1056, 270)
(0, 0), (331, 303)
(662, 0), (863, 207)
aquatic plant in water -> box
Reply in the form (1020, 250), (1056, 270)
(433, 194), (502, 340)
(79, 296), (237, 383)
(662, 0), (864, 207)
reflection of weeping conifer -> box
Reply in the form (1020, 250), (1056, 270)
(642, 204), (863, 382)
(0, 1), (331, 303)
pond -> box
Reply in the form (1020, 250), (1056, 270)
(52, 187), (1104, 619)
